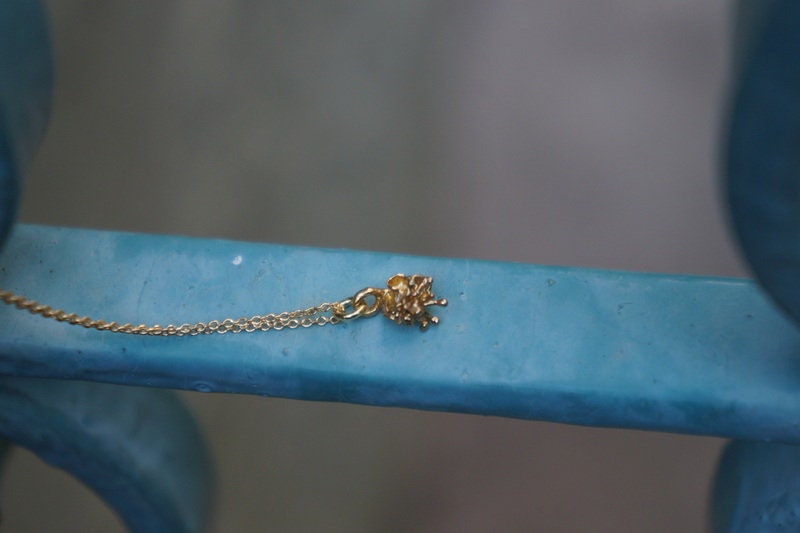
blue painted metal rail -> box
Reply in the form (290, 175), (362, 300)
(2, 224), (798, 444)
(4, 0), (800, 531)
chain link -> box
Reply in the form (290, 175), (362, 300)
(0, 288), (346, 336)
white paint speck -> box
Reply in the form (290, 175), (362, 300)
(232, 255), (243, 266)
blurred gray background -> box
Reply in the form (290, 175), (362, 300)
(2, 1), (743, 532)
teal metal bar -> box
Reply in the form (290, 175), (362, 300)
(2, 224), (798, 444)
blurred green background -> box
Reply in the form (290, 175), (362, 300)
(3, 2), (741, 531)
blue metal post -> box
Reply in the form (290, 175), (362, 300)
(0, 4), (214, 531)
(712, 1), (800, 530)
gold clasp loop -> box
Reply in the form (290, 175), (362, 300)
(351, 287), (385, 318)
(333, 287), (386, 321)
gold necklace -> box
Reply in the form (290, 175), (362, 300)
(0, 273), (447, 336)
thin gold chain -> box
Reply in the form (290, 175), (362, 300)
(0, 288), (344, 336)
(0, 273), (448, 335)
